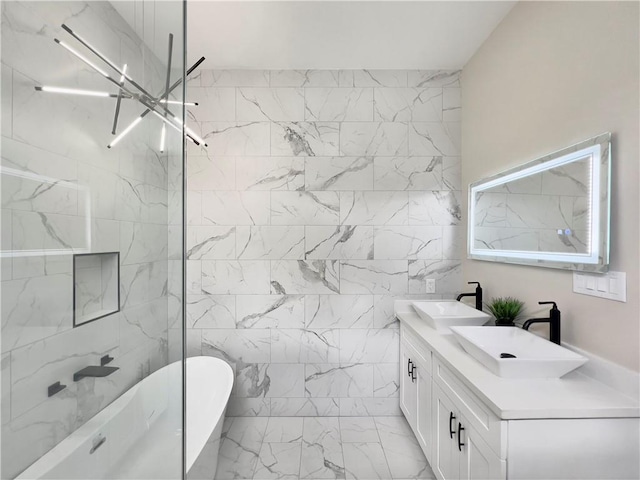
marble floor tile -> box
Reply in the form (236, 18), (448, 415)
(342, 442), (392, 480)
(214, 415), (432, 480)
(339, 417), (380, 443)
(254, 443), (303, 480)
(264, 417), (304, 443)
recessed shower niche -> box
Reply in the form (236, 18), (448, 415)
(73, 252), (120, 327)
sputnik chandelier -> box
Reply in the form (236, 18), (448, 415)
(34, 24), (207, 152)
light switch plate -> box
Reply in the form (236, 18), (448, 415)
(573, 271), (626, 302)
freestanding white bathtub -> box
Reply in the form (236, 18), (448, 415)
(16, 356), (234, 480)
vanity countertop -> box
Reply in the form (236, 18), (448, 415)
(396, 307), (640, 420)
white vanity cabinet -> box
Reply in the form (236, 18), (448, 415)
(400, 328), (433, 463)
(398, 317), (640, 480)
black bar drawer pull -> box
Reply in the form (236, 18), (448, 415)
(449, 412), (456, 439)
(407, 359), (413, 377)
(457, 422), (465, 451)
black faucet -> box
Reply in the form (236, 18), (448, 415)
(73, 365), (119, 382)
(522, 301), (561, 345)
(456, 281), (483, 311)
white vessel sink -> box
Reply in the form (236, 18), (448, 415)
(450, 326), (588, 378)
(411, 301), (491, 333)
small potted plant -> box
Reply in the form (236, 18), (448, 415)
(486, 297), (525, 327)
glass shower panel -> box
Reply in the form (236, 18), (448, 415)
(1, 1), (185, 479)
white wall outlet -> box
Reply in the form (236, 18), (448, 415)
(573, 271), (626, 302)
(425, 278), (436, 293)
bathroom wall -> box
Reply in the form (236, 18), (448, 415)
(461, 1), (640, 371)
(0, 2), (181, 477)
(181, 69), (463, 416)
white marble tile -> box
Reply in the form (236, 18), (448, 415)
(215, 416), (268, 479)
(77, 164), (116, 220)
(236, 295), (305, 329)
(371, 294), (425, 329)
(10, 318), (117, 419)
(2, 64), (12, 137)
(340, 330), (399, 363)
(339, 398), (402, 417)
(201, 260), (270, 294)
(270, 398), (340, 417)
(202, 329), (271, 365)
(187, 190), (202, 225)
(409, 122), (460, 156)
(442, 226), (463, 260)
(1, 353), (11, 425)
(442, 156), (461, 191)
(340, 122), (408, 157)
(271, 192), (339, 225)
(1, 273), (72, 351)
(305, 295), (374, 329)
(271, 70), (340, 87)
(374, 226), (443, 260)
(305, 226), (374, 260)
(300, 417), (345, 479)
(236, 156), (304, 191)
(408, 70), (461, 88)
(305, 88), (373, 122)
(186, 86), (235, 122)
(231, 364), (271, 399)
(263, 417), (304, 443)
(271, 122), (340, 156)
(186, 295), (236, 328)
(373, 364), (400, 398)
(271, 329), (340, 363)
(340, 191), (409, 226)
(271, 260), (339, 295)
(305, 156), (374, 191)
(202, 191), (270, 225)
(375, 416), (433, 479)
(267, 364), (306, 398)
(340, 260), (408, 294)
(186, 260), (202, 294)
(343, 442), (392, 480)
(186, 226), (236, 260)
(254, 442), (302, 480)
(374, 156), (442, 191)
(118, 301), (168, 357)
(120, 223), (167, 265)
(305, 364), (373, 398)
(11, 210), (88, 252)
(443, 87), (461, 122)
(339, 70), (408, 88)
(200, 121), (271, 156)
(340, 417), (379, 443)
(237, 226), (305, 259)
(374, 88), (442, 122)
(201, 69), (270, 87)
(226, 397), (271, 417)
(237, 87), (305, 122)
(187, 155), (235, 191)
(408, 259), (462, 295)
(408, 191), (462, 226)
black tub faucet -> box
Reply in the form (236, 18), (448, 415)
(523, 301), (561, 345)
(456, 281), (483, 311)
(73, 365), (119, 382)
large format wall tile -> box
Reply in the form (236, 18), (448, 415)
(185, 69), (463, 417)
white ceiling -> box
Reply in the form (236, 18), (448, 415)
(114, 1), (516, 70)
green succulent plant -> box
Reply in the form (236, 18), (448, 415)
(486, 297), (525, 325)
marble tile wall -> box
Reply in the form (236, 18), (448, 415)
(182, 69), (463, 416)
(0, 2), (181, 478)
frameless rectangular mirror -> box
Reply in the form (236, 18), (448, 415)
(468, 133), (611, 272)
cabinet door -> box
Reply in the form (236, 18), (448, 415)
(416, 364), (432, 462)
(458, 416), (506, 480)
(400, 341), (418, 426)
(433, 384), (459, 480)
